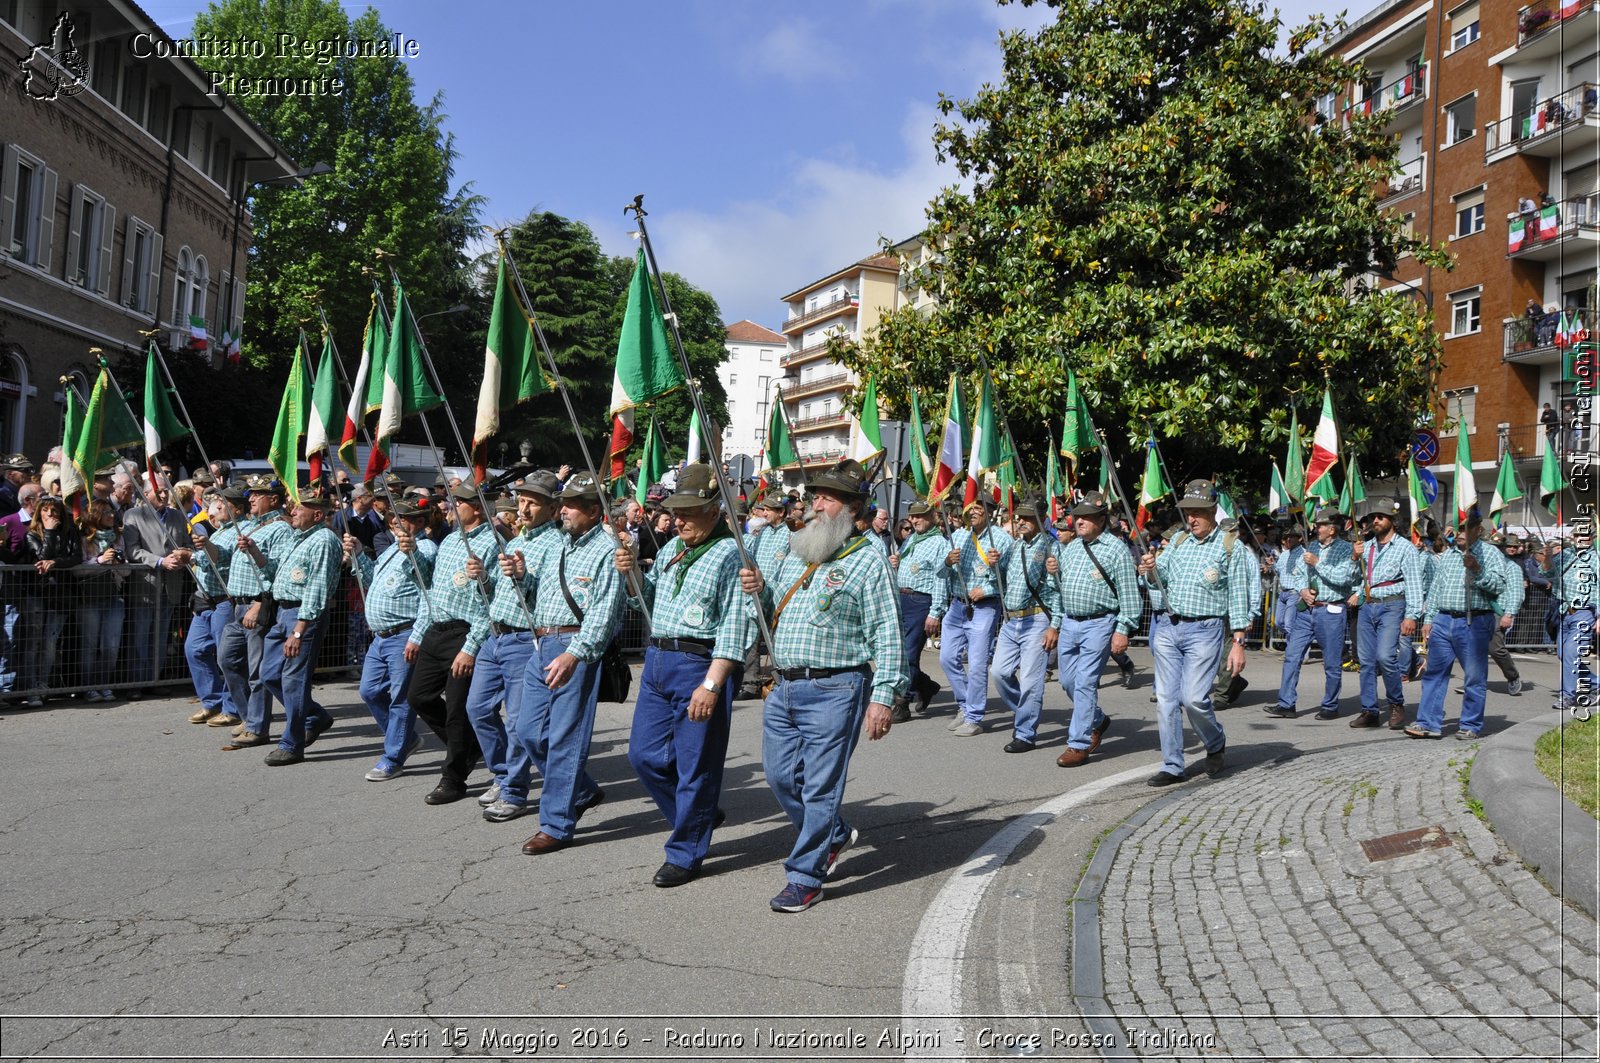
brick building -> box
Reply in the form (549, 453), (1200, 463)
(0, 0), (296, 462)
(1331, 0), (1597, 518)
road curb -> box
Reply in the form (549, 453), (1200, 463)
(1469, 708), (1599, 919)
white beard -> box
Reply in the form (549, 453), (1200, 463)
(746, 515), (769, 533)
(790, 507), (855, 564)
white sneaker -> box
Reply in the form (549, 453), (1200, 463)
(951, 720), (982, 737)
(23, 695), (43, 708)
(1507, 677), (1524, 696)
(477, 782), (502, 807)
(365, 763), (400, 782)
(482, 798), (530, 822)
(84, 690), (103, 702)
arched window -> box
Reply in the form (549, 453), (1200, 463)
(189, 255), (209, 321)
(171, 247), (193, 327)
(0, 347), (30, 456)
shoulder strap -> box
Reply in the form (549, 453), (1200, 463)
(1020, 538), (1052, 618)
(557, 547), (583, 623)
(770, 561), (822, 631)
(1079, 537), (1117, 599)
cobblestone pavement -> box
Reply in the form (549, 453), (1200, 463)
(1092, 739), (1599, 1060)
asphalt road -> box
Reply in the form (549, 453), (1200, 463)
(0, 644), (1573, 1061)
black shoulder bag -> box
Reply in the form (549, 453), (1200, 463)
(557, 547), (632, 704)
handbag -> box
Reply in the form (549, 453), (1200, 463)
(557, 548), (632, 704)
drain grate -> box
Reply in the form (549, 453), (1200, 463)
(1360, 825), (1452, 862)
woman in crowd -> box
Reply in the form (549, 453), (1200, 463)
(24, 496), (81, 702)
(77, 497), (125, 701)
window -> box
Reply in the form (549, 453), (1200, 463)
(145, 83), (171, 143)
(120, 216), (162, 314)
(172, 247), (192, 326)
(92, 38), (120, 98)
(1444, 95), (1476, 145)
(65, 184), (114, 295)
(1453, 188), (1486, 237)
(727, 399), (735, 420)
(119, 58), (147, 126)
(1448, 1), (1480, 50)
(1447, 287), (1482, 337)
(1, 145), (57, 269)
(759, 348), (773, 361)
(1314, 92), (1336, 124)
(758, 375), (770, 394)
(189, 254), (209, 321)
(729, 373), (737, 388)
(208, 137), (230, 187)
(1441, 386), (1478, 437)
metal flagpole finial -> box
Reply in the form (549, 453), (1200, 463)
(373, 248), (395, 261)
(88, 346), (103, 355)
(58, 375), (72, 386)
(137, 328), (160, 339)
(624, 194), (646, 218)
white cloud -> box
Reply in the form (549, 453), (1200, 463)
(741, 18), (848, 83)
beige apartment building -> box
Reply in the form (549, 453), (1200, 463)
(774, 254), (900, 475)
(0, 0), (296, 461)
(1332, 0), (1597, 517)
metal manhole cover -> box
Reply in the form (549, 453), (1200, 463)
(1359, 825), (1451, 862)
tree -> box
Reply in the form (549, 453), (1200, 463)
(842, 0), (1445, 494)
(189, 0), (481, 400)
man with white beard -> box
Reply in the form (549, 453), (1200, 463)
(739, 459), (905, 913)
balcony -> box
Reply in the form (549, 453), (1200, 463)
(1484, 83), (1600, 163)
(779, 340), (839, 368)
(1512, 1), (1597, 62)
(1378, 154), (1426, 206)
(1498, 419), (1599, 466)
(1345, 66), (1427, 126)
(1503, 308), (1596, 366)
(1505, 193), (1600, 262)
(781, 370), (853, 400)
(781, 296), (859, 334)
(787, 411), (849, 433)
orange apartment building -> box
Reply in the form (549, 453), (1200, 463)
(1331, 0), (1597, 521)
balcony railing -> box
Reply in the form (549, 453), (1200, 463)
(783, 370), (852, 398)
(782, 296), (859, 333)
(1484, 82), (1598, 157)
(1346, 66), (1427, 121)
(779, 340), (836, 367)
(1518, 0), (1594, 46)
(1378, 154), (1426, 203)
(1498, 419), (1598, 464)
(1506, 193), (1600, 253)
(1503, 307), (1596, 356)
(787, 411), (849, 431)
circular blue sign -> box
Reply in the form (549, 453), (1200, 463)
(1412, 428), (1439, 465)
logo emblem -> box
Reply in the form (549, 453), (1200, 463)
(20, 13), (88, 101)
(681, 604), (706, 628)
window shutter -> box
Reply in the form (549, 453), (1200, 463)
(120, 217), (137, 307)
(35, 167), (57, 271)
(0, 145), (18, 254)
(64, 184), (85, 283)
(97, 204), (115, 296)
(144, 231), (163, 315)
(231, 271), (245, 332)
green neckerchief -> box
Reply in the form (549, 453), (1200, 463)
(668, 522), (733, 594)
(905, 527), (943, 550)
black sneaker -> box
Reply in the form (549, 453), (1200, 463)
(1119, 663), (1136, 688)
(1203, 744), (1226, 776)
(1313, 709), (1340, 721)
(1146, 770), (1185, 787)
(1263, 705), (1296, 719)
(889, 699), (912, 724)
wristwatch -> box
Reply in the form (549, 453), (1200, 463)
(701, 679), (720, 694)
(1232, 634), (1246, 646)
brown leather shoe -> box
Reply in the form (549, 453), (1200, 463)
(188, 708), (220, 724)
(1057, 746), (1090, 767)
(1088, 716), (1112, 753)
(207, 713), (242, 728)
(520, 831), (571, 855)
(221, 731), (269, 750)
(1387, 706), (1406, 730)
(1348, 712), (1381, 728)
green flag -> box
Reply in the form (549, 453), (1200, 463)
(1269, 462), (1288, 513)
(1284, 408), (1305, 507)
(1135, 440), (1167, 529)
(1045, 433), (1066, 522)
(1407, 456), (1430, 535)
(269, 336), (312, 500)
(765, 391), (797, 468)
(1489, 450), (1523, 527)
(636, 416), (667, 506)
(1336, 455), (1365, 516)
(1059, 367), (1098, 476)
(305, 331), (340, 485)
(997, 430), (1018, 510)
(848, 375), (884, 463)
(71, 366), (142, 491)
(472, 256), (539, 479)
(962, 371), (1004, 505)
(141, 343), (189, 485)
(59, 383), (86, 499)
(363, 298), (390, 414)
(907, 387), (932, 495)
(368, 279), (445, 480)
(1539, 442), (1567, 516)
(609, 247), (684, 480)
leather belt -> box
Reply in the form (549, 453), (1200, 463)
(1310, 601), (1342, 609)
(1005, 605), (1044, 620)
(490, 622), (529, 637)
(535, 625), (581, 637)
(1067, 610), (1113, 621)
(776, 664), (870, 681)
(650, 636), (714, 654)
(1168, 614), (1224, 624)
(275, 599), (302, 608)
(899, 588), (931, 598)
(373, 621), (414, 639)
(229, 595), (258, 607)
(965, 594), (999, 606)
(1436, 609), (1471, 619)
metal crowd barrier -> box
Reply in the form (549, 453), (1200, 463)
(0, 564), (358, 703)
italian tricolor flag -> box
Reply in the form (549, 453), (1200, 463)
(962, 371), (1004, 507)
(608, 248), (682, 482)
(1134, 440), (1166, 530)
(1303, 386), (1340, 495)
(1453, 401), (1477, 529)
(930, 373), (966, 504)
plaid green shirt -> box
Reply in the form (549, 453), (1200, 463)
(896, 529), (952, 617)
(1153, 526), (1257, 631)
(744, 522), (793, 583)
(530, 523), (624, 662)
(1353, 536), (1423, 618)
(950, 525), (1010, 601)
(754, 533), (907, 705)
(999, 531), (1054, 613)
(1303, 539), (1356, 602)
(223, 512), (292, 597)
(192, 520), (237, 597)
(1544, 547), (1599, 611)
(354, 538), (437, 632)
(487, 521), (559, 629)
(1487, 546), (1525, 617)
(414, 522), (499, 655)
(636, 533), (754, 662)
(1423, 540), (1507, 624)
(1051, 534), (1143, 635)
(268, 525), (345, 624)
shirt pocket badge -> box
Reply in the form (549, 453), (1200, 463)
(1204, 567), (1221, 585)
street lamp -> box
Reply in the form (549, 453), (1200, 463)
(416, 303), (469, 324)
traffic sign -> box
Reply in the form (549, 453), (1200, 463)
(1412, 428), (1439, 465)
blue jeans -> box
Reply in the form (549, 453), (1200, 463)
(1356, 597), (1406, 713)
(629, 645), (735, 870)
(763, 668), (869, 890)
(899, 591), (934, 690)
(260, 607), (332, 755)
(181, 600), (232, 713)
(992, 612), (1050, 742)
(1055, 615), (1116, 750)
(518, 633), (602, 840)
(1151, 617), (1227, 777)
(939, 598), (1000, 722)
(220, 608), (270, 737)
(1277, 604), (1345, 711)
(466, 630), (539, 803)
(1274, 590), (1298, 639)
(126, 595), (175, 686)
(1556, 606), (1597, 706)
(358, 629), (418, 770)
(1416, 612), (1495, 733)
(82, 595), (129, 692)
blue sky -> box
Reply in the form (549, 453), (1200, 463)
(149, 0), (1338, 328)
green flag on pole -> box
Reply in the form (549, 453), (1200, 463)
(269, 335), (312, 501)
(1269, 461), (1288, 514)
(1284, 408), (1305, 507)
(142, 342), (190, 486)
(58, 383), (86, 499)
(636, 416), (666, 506)
(1539, 442), (1568, 516)
(1059, 367), (1098, 477)
(305, 330), (340, 486)
(1489, 450), (1523, 527)
(472, 255), (539, 481)
(848, 375), (884, 463)
(1135, 440), (1167, 529)
(765, 393), (797, 469)
(71, 366), (142, 492)
(962, 371), (1004, 506)
(367, 279), (445, 481)
(907, 388), (932, 496)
